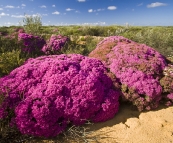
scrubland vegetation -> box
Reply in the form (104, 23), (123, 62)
(0, 15), (173, 142)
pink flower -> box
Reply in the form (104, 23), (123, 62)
(18, 33), (46, 53)
(0, 54), (120, 137)
(42, 34), (69, 54)
(89, 36), (167, 111)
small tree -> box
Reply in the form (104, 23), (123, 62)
(21, 14), (42, 36)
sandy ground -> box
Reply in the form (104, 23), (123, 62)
(86, 103), (173, 143)
(39, 103), (173, 143)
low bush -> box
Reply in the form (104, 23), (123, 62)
(21, 14), (42, 36)
(18, 33), (46, 55)
(160, 64), (173, 106)
(0, 34), (20, 53)
(89, 36), (168, 111)
(0, 50), (26, 77)
(0, 54), (120, 137)
(42, 35), (69, 55)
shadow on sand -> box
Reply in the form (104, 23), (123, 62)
(87, 102), (170, 131)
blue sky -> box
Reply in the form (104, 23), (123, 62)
(0, 0), (173, 26)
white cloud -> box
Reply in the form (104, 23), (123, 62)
(32, 14), (41, 17)
(43, 22), (48, 26)
(82, 21), (106, 25)
(52, 5), (55, 7)
(5, 22), (12, 25)
(52, 11), (60, 15)
(42, 14), (48, 16)
(53, 21), (106, 26)
(88, 9), (93, 13)
(40, 5), (46, 8)
(99, 22), (106, 25)
(5, 5), (15, 8)
(137, 3), (143, 6)
(0, 12), (9, 16)
(147, 2), (167, 8)
(107, 6), (117, 10)
(75, 10), (80, 13)
(88, 8), (105, 13)
(21, 4), (26, 7)
(24, 14), (41, 18)
(97, 8), (104, 11)
(77, 0), (86, 2)
(0, 8), (3, 10)
(66, 8), (74, 11)
(11, 15), (24, 18)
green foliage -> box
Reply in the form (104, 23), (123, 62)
(0, 33), (30, 77)
(0, 50), (26, 77)
(80, 36), (86, 41)
(21, 14), (42, 36)
(62, 40), (88, 55)
(122, 27), (173, 56)
(0, 93), (33, 143)
(0, 34), (20, 53)
(84, 36), (102, 55)
(61, 35), (100, 56)
(0, 27), (9, 36)
(80, 26), (105, 36)
(0, 25), (173, 142)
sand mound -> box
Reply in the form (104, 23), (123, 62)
(87, 103), (173, 143)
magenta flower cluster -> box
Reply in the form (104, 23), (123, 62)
(160, 64), (173, 106)
(14, 28), (25, 33)
(18, 33), (46, 53)
(89, 36), (167, 111)
(119, 68), (162, 111)
(42, 35), (69, 54)
(0, 54), (120, 137)
(52, 28), (59, 33)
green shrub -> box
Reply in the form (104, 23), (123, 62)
(21, 14), (42, 36)
(61, 40), (87, 55)
(0, 50), (26, 77)
(0, 27), (9, 36)
(84, 36), (103, 55)
(0, 34), (20, 53)
(121, 27), (173, 56)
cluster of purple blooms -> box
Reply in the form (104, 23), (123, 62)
(160, 64), (173, 106)
(18, 33), (46, 53)
(1, 35), (173, 138)
(119, 68), (162, 111)
(52, 28), (59, 33)
(89, 36), (168, 111)
(0, 54), (120, 137)
(42, 35), (69, 54)
(14, 28), (25, 33)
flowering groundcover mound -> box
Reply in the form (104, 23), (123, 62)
(160, 64), (173, 106)
(0, 54), (120, 137)
(18, 33), (46, 53)
(89, 36), (168, 111)
(42, 34), (69, 54)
